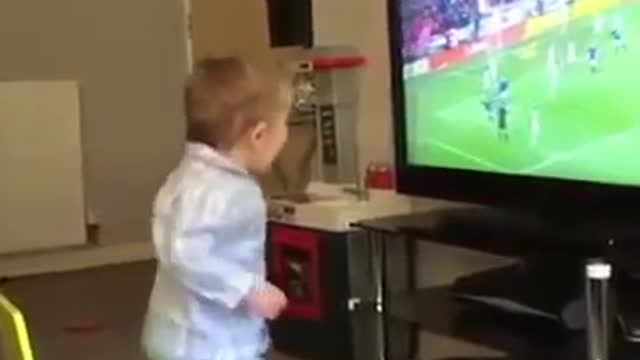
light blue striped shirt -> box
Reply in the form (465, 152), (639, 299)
(142, 143), (268, 360)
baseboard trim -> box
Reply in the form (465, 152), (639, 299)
(0, 241), (155, 278)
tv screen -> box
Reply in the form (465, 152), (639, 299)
(389, 0), (640, 211)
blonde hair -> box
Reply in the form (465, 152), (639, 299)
(185, 57), (292, 149)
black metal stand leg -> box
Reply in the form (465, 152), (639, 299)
(405, 236), (419, 360)
(370, 231), (387, 360)
(405, 236), (417, 293)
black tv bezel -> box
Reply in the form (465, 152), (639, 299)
(386, 0), (640, 217)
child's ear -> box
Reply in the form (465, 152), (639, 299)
(250, 121), (268, 143)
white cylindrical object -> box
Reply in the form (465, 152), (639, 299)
(586, 260), (612, 360)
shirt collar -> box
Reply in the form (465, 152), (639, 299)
(185, 142), (248, 175)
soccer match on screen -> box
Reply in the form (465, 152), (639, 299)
(400, 0), (640, 185)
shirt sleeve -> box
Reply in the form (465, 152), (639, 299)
(163, 185), (263, 309)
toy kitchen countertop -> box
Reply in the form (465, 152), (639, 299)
(267, 182), (416, 232)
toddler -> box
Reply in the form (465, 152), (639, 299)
(142, 57), (291, 360)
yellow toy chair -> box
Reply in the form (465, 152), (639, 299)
(0, 293), (35, 360)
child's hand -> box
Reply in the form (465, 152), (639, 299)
(247, 282), (288, 320)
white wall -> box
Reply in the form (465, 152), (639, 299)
(190, 0), (271, 60)
(0, 0), (189, 246)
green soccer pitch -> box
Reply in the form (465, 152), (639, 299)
(404, 1), (640, 186)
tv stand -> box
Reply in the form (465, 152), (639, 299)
(368, 205), (613, 259)
(355, 207), (640, 360)
(419, 205), (640, 242)
(451, 258), (586, 330)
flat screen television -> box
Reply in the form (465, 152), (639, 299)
(388, 0), (640, 217)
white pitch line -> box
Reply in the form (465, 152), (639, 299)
(518, 130), (633, 173)
(425, 139), (512, 172)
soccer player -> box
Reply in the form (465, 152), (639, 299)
(530, 109), (541, 147)
(496, 78), (510, 141)
(488, 58), (498, 80)
(561, 1), (572, 28)
(549, 63), (559, 98)
(587, 45), (599, 73)
(497, 77), (510, 97)
(614, 14), (624, 32)
(482, 69), (493, 93)
(483, 64), (494, 92)
(610, 15), (626, 50)
(567, 42), (577, 64)
(612, 27), (626, 52)
(482, 79), (496, 121)
(547, 44), (557, 68)
(547, 45), (559, 97)
(496, 100), (509, 141)
(483, 58), (498, 91)
(593, 15), (604, 35)
(482, 97), (495, 121)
